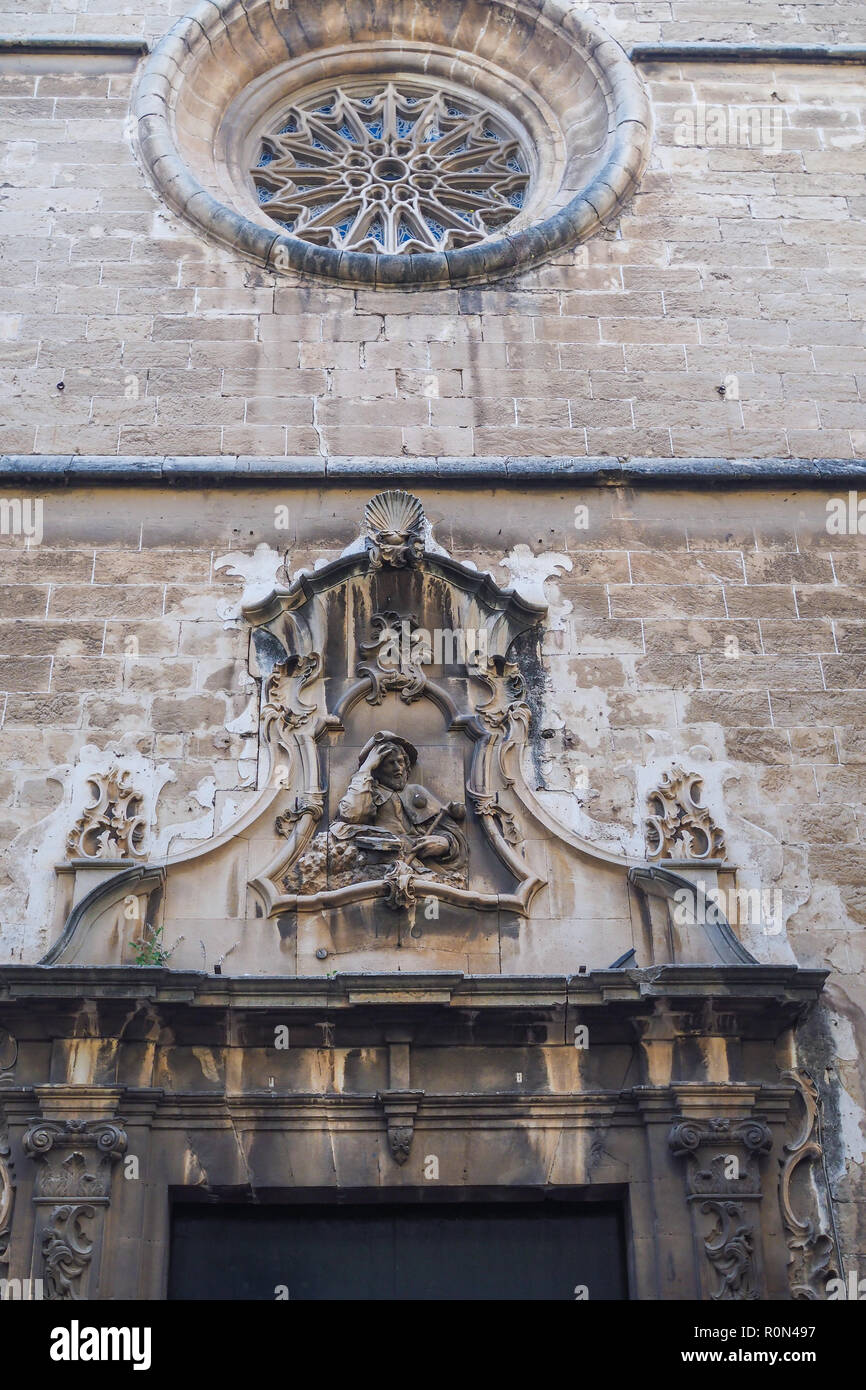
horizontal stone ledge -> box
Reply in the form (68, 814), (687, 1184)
(0, 35), (149, 53)
(630, 42), (866, 65)
(0, 963), (829, 1010)
(1, 455), (866, 489)
(0, 34), (148, 71)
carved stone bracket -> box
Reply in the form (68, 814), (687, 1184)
(378, 1091), (424, 1165)
(23, 1117), (127, 1301)
(778, 1069), (841, 1299)
(646, 766), (726, 862)
(66, 766), (147, 861)
(669, 1114), (772, 1301)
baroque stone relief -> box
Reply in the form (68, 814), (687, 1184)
(244, 489), (547, 925)
(43, 491), (762, 974)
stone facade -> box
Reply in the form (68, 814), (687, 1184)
(0, 0), (864, 1301)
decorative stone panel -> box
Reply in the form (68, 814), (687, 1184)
(23, 1117), (127, 1301)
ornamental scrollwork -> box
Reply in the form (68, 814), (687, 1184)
(702, 1201), (760, 1301)
(41, 1204), (95, 1301)
(645, 766), (726, 862)
(778, 1069), (840, 1299)
(66, 767), (147, 861)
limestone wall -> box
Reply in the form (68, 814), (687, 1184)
(1, 58), (865, 459)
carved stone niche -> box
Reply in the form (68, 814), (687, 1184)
(669, 1102), (773, 1302)
(23, 1118), (127, 1301)
(43, 491), (761, 976)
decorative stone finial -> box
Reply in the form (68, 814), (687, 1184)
(645, 766), (726, 862)
(364, 490), (425, 570)
(66, 767), (147, 861)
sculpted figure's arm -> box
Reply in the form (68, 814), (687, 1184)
(336, 744), (387, 825)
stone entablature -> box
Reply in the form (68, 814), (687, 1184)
(0, 962), (836, 1299)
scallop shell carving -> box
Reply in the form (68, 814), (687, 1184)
(364, 490), (426, 570)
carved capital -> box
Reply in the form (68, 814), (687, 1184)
(23, 1118), (127, 1201)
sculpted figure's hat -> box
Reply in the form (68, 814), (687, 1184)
(357, 730), (418, 768)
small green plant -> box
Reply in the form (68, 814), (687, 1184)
(130, 923), (174, 967)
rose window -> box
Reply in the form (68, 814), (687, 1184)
(250, 81), (532, 254)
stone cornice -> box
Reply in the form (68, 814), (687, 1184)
(631, 43), (866, 65)
(1, 455), (865, 488)
(0, 964), (828, 1013)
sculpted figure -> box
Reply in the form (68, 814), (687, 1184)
(331, 732), (466, 874)
(283, 731), (467, 900)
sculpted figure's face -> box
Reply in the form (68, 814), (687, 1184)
(377, 746), (410, 791)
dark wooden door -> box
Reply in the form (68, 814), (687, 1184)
(168, 1197), (628, 1300)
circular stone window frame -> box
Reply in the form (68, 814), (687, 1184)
(220, 44), (562, 255)
(134, 0), (652, 289)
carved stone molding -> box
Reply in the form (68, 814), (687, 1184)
(0, 1135), (13, 1273)
(0, 1027), (17, 1085)
(378, 1091), (424, 1165)
(66, 766), (147, 861)
(645, 766), (726, 862)
(669, 1113), (772, 1300)
(275, 792), (324, 839)
(23, 1116), (127, 1302)
(779, 1069), (840, 1299)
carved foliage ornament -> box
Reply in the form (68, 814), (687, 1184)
(41, 1204), (95, 1301)
(646, 766), (726, 862)
(701, 1200), (760, 1302)
(0, 1138), (13, 1270)
(66, 766), (147, 861)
